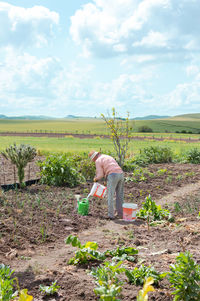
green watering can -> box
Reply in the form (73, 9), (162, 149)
(77, 198), (89, 216)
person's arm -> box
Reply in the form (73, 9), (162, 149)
(94, 160), (104, 181)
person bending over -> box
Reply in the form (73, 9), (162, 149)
(89, 150), (124, 219)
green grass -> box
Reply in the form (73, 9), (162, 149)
(134, 119), (200, 134)
(0, 119), (108, 135)
(1, 118), (200, 135)
(0, 135), (200, 156)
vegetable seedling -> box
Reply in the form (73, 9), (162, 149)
(39, 281), (60, 296)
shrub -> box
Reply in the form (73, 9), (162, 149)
(101, 108), (132, 167)
(139, 146), (173, 164)
(38, 154), (85, 187)
(70, 154), (96, 181)
(138, 126), (153, 133)
(123, 158), (138, 172)
(1, 143), (37, 187)
(168, 251), (200, 300)
(78, 159), (96, 181)
(186, 148), (200, 164)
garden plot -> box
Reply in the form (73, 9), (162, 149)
(0, 163), (200, 300)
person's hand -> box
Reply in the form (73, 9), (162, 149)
(103, 181), (107, 186)
(93, 177), (97, 182)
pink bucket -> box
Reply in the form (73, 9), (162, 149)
(123, 203), (138, 221)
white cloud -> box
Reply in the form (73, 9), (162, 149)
(133, 31), (168, 48)
(70, 0), (200, 60)
(0, 2), (59, 48)
(0, 47), (63, 115)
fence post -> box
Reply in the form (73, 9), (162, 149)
(14, 165), (16, 184)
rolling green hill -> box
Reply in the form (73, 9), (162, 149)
(0, 113), (200, 134)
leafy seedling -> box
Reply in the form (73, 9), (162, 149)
(39, 281), (60, 296)
(168, 251), (200, 301)
(104, 246), (138, 262)
(65, 235), (106, 264)
(137, 194), (173, 230)
(125, 264), (167, 286)
(91, 261), (125, 301)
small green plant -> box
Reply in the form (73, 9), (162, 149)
(65, 235), (106, 264)
(157, 168), (168, 176)
(168, 251), (200, 300)
(90, 261), (125, 301)
(174, 202), (183, 214)
(136, 277), (155, 301)
(165, 175), (173, 184)
(0, 264), (33, 301)
(137, 195), (172, 230)
(125, 167), (154, 183)
(0, 264), (16, 301)
(176, 174), (183, 181)
(125, 264), (166, 286)
(1, 143), (37, 187)
(39, 281), (60, 296)
(104, 246), (138, 262)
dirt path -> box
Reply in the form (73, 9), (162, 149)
(156, 179), (200, 205)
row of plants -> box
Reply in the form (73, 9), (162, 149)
(1, 143), (200, 189)
(124, 146), (200, 171)
(65, 234), (200, 301)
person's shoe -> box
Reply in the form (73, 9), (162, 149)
(115, 213), (123, 219)
(107, 216), (115, 220)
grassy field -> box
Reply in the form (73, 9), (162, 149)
(0, 135), (200, 156)
(0, 116), (200, 135)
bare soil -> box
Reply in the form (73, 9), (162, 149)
(0, 158), (200, 300)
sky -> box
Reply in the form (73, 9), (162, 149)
(0, 0), (200, 118)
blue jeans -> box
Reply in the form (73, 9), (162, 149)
(107, 173), (124, 218)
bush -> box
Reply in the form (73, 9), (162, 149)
(70, 154), (96, 181)
(123, 158), (138, 172)
(38, 154), (85, 187)
(138, 126), (153, 133)
(168, 251), (200, 300)
(139, 146), (173, 164)
(78, 159), (96, 181)
(186, 148), (200, 164)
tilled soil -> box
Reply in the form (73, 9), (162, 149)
(0, 161), (200, 300)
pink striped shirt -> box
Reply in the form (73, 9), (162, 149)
(95, 154), (123, 180)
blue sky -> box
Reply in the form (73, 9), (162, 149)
(0, 0), (200, 118)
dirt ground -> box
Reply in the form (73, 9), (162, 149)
(0, 159), (200, 300)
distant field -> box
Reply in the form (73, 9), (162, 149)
(0, 117), (200, 135)
(0, 135), (199, 156)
